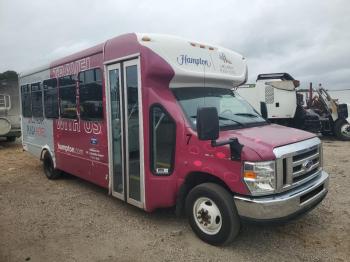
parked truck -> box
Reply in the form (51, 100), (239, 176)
(0, 78), (21, 141)
(237, 73), (350, 140)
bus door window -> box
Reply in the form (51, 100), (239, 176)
(109, 68), (123, 194)
(125, 65), (140, 201)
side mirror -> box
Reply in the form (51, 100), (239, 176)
(196, 107), (219, 141)
(260, 102), (268, 119)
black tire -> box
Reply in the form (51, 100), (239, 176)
(43, 152), (61, 179)
(6, 136), (16, 142)
(334, 119), (350, 141)
(185, 183), (240, 246)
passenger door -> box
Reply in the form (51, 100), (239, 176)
(106, 58), (144, 208)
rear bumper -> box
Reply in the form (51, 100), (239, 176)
(233, 170), (329, 222)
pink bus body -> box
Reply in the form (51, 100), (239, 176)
(20, 33), (329, 245)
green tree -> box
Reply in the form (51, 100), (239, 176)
(0, 71), (18, 81)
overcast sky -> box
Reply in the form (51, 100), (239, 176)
(0, 0), (349, 89)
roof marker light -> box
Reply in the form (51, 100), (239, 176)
(142, 36), (151, 42)
(209, 47), (214, 50)
(199, 44), (205, 48)
(190, 42), (196, 47)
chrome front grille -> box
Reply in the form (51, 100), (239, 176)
(274, 137), (322, 193)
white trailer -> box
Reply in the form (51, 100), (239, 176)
(237, 73), (350, 140)
(237, 73), (298, 119)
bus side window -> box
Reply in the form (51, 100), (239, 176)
(150, 105), (176, 176)
(31, 82), (43, 118)
(43, 78), (59, 118)
(78, 68), (103, 120)
(21, 84), (32, 117)
(59, 75), (77, 119)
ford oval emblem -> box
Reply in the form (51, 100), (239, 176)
(302, 160), (313, 171)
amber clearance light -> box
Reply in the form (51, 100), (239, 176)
(142, 36), (151, 42)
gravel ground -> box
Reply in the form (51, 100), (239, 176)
(0, 138), (349, 262)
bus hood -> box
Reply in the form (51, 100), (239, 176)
(221, 124), (316, 160)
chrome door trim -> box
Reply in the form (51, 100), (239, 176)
(123, 58), (145, 209)
(105, 63), (124, 201)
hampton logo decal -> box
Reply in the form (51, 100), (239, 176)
(177, 55), (211, 67)
(219, 53), (232, 64)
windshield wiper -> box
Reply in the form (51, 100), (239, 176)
(190, 115), (245, 127)
(234, 113), (259, 118)
(218, 115), (245, 127)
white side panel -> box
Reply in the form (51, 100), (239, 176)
(267, 88), (297, 119)
(19, 69), (56, 165)
(237, 80), (297, 119)
(236, 87), (261, 113)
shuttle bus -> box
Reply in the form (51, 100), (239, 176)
(20, 33), (329, 245)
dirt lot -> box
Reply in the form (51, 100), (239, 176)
(0, 139), (349, 262)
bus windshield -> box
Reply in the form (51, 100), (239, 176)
(172, 87), (267, 130)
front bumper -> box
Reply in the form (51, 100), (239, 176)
(234, 170), (329, 222)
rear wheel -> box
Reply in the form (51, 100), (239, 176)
(185, 183), (240, 246)
(334, 119), (350, 141)
(43, 152), (61, 179)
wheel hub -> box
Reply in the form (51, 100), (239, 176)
(193, 197), (222, 235)
(341, 123), (350, 138)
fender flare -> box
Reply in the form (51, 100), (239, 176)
(40, 145), (56, 168)
(175, 172), (233, 217)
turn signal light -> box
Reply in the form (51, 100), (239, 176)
(243, 171), (257, 180)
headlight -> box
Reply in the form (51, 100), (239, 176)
(243, 161), (276, 195)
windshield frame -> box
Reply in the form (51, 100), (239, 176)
(172, 87), (268, 131)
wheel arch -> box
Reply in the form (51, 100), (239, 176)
(175, 172), (233, 216)
(40, 145), (56, 167)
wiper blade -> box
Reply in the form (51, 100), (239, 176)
(218, 115), (245, 126)
(234, 113), (259, 118)
(191, 114), (245, 127)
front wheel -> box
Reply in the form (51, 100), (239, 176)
(334, 119), (350, 141)
(185, 183), (240, 246)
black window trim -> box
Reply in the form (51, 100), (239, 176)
(58, 74), (78, 119)
(78, 67), (104, 121)
(43, 78), (59, 119)
(30, 82), (44, 118)
(149, 103), (176, 176)
(21, 83), (32, 118)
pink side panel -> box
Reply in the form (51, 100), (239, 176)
(51, 51), (109, 188)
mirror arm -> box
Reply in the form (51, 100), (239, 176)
(211, 138), (243, 160)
